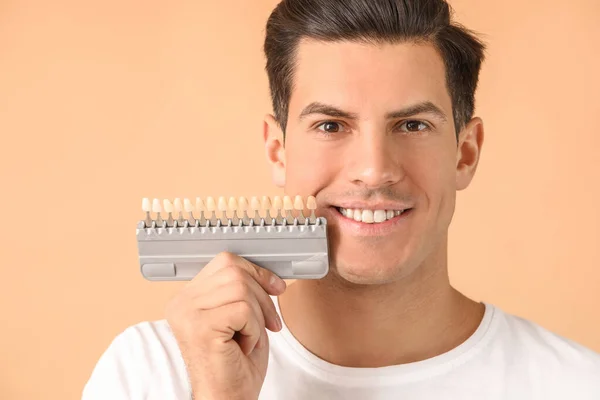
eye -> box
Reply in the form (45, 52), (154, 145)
(398, 120), (430, 133)
(316, 121), (347, 134)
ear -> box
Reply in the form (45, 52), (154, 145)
(456, 117), (484, 191)
(263, 114), (286, 188)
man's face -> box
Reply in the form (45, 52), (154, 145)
(264, 40), (482, 285)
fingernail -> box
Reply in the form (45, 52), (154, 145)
(274, 313), (282, 330)
(270, 275), (285, 292)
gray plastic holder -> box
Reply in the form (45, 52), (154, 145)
(136, 217), (330, 280)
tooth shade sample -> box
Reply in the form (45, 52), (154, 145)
(218, 197), (228, 211)
(206, 197), (216, 211)
(283, 196), (294, 211)
(184, 198), (194, 212)
(196, 197), (205, 211)
(294, 195), (304, 210)
(307, 196), (317, 210)
(261, 196), (272, 210)
(152, 198), (162, 213)
(142, 198), (151, 212)
(173, 198), (183, 213)
(238, 197), (248, 211)
(163, 199), (174, 213)
(273, 196), (283, 210)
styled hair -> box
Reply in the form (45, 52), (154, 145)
(263, 0), (486, 136)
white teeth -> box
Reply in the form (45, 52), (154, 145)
(361, 210), (374, 223)
(196, 197), (205, 211)
(228, 197), (238, 211)
(163, 199), (174, 213)
(373, 210), (386, 223)
(340, 207), (405, 223)
(238, 196), (248, 211)
(152, 198), (162, 213)
(307, 196), (317, 210)
(184, 198), (194, 212)
(206, 197), (216, 211)
(294, 195), (304, 210)
(173, 198), (183, 213)
(251, 196), (261, 211)
(283, 196), (294, 211)
(218, 197), (228, 212)
(142, 198), (151, 212)
(273, 196), (283, 210)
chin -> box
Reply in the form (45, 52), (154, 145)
(329, 250), (418, 286)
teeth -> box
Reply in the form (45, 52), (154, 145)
(173, 198), (183, 213)
(238, 196), (248, 211)
(140, 196), (325, 228)
(228, 197), (238, 211)
(340, 207), (405, 223)
(218, 196), (228, 212)
(196, 197), (205, 211)
(163, 199), (174, 213)
(283, 195), (293, 211)
(142, 198), (151, 212)
(294, 195), (304, 210)
(251, 196), (261, 211)
(184, 198), (194, 213)
(307, 196), (317, 210)
(152, 198), (162, 213)
(373, 210), (386, 223)
(206, 197), (216, 211)
(361, 210), (374, 223)
(261, 196), (272, 211)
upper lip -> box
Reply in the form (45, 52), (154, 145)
(331, 201), (412, 211)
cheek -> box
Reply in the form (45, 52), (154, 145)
(404, 145), (456, 206)
(284, 137), (338, 193)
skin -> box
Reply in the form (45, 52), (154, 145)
(263, 39), (486, 367)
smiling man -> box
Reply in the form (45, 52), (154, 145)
(83, 1), (600, 399)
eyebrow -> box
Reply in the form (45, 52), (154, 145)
(298, 101), (448, 122)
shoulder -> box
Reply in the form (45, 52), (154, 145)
(489, 304), (600, 391)
(82, 320), (190, 400)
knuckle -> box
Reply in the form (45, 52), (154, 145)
(223, 265), (246, 282)
(215, 251), (237, 265)
(235, 301), (254, 319)
(231, 280), (251, 300)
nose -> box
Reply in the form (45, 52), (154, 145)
(346, 132), (404, 189)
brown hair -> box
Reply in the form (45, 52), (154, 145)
(263, 0), (486, 136)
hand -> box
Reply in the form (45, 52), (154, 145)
(166, 252), (286, 400)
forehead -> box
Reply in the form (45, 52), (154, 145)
(289, 39), (451, 118)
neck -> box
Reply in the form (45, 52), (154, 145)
(277, 243), (484, 367)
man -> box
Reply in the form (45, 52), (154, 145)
(83, 0), (600, 399)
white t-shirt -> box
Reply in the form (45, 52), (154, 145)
(82, 298), (600, 399)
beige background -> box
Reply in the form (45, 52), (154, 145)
(1, 0), (599, 398)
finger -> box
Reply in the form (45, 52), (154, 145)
(193, 267), (281, 332)
(199, 252), (287, 296)
(206, 301), (262, 356)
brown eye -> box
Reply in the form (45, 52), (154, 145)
(399, 120), (428, 133)
(317, 121), (344, 133)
